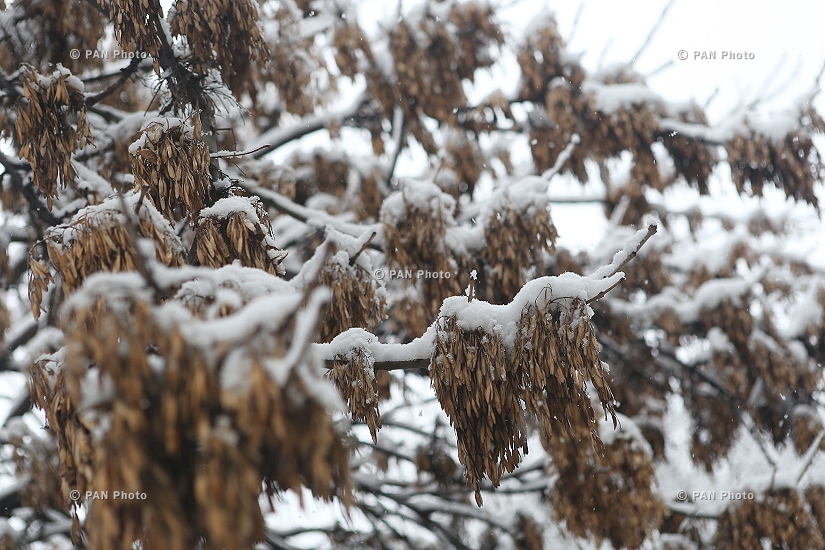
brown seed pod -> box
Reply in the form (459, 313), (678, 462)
(130, 118), (212, 222)
(725, 108), (825, 208)
(194, 196), (287, 275)
(42, 274), (351, 550)
(105, 0), (165, 60)
(381, 182), (463, 335)
(7, 419), (63, 512)
(29, 194), (185, 318)
(15, 66), (93, 206)
(547, 413), (665, 550)
(169, 0), (267, 96)
(715, 489), (825, 549)
(430, 315), (526, 505)
(481, 187), (557, 304)
(317, 239), (386, 343)
(516, 297), (616, 449)
(328, 337), (381, 443)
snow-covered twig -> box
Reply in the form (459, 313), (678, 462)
(210, 144), (273, 159)
(586, 220), (658, 304)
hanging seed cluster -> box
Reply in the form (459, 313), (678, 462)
(169, 0), (267, 95)
(318, 250), (386, 343)
(29, 197), (185, 317)
(367, 4), (503, 155)
(481, 200), (557, 304)
(0, 0), (104, 73)
(8, 420), (63, 513)
(333, 21), (373, 80)
(414, 440), (457, 486)
(130, 119), (212, 222)
(430, 315), (526, 505)
(15, 66), (92, 206)
(194, 196), (287, 275)
(516, 298), (616, 448)
(103, 0), (164, 59)
(329, 346), (381, 443)
(547, 421), (665, 550)
(660, 104), (716, 193)
(381, 187), (463, 335)
(517, 19), (583, 102)
(726, 110), (825, 209)
(33, 283), (351, 550)
(263, 5), (325, 116)
(715, 489), (825, 549)
(430, 295), (618, 505)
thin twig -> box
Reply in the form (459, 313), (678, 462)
(630, 0), (676, 67)
(349, 232), (377, 266)
(210, 144), (273, 159)
(384, 106), (406, 184)
(85, 56), (143, 108)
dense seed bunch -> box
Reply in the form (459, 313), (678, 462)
(15, 66), (92, 206)
(194, 196), (287, 275)
(516, 297), (616, 446)
(32, 279), (351, 550)
(517, 20), (583, 101)
(29, 195), (185, 317)
(482, 202), (557, 304)
(726, 109), (825, 208)
(329, 345), (381, 443)
(430, 316), (526, 505)
(0, 0), (104, 73)
(547, 418), (665, 550)
(169, 0), (267, 95)
(130, 119), (212, 222)
(103, 0), (164, 59)
(262, 4), (326, 116)
(318, 250), (386, 343)
(715, 489), (825, 549)
(7, 419), (62, 513)
(381, 185), (463, 335)
(660, 104), (717, 193)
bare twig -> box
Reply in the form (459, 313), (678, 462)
(210, 144), (273, 159)
(0, 154), (59, 226)
(349, 231), (377, 266)
(630, 0), (676, 67)
(384, 105), (406, 184)
(85, 56), (143, 108)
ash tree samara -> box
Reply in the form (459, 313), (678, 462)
(0, 1), (825, 549)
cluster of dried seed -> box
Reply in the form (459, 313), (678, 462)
(516, 297), (616, 447)
(517, 19), (584, 102)
(29, 196), (185, 317)
(33, 280), (351, 550)
(15, 66), (92, 206)
(414, 440), (457, 486)
(366, 4), (502, 155)
(660, 104), (716, 193)
(0, 0), (104, 73)
(726, 110), (825, 209)
(381, 187), (463, 335)
(329, 346), (381, 443)
(169, 0), (267, 95)
(194, 196), (287, 275)
(318, 250), (386, 343)
(715, 489), (825, 549)
(8, 420), (63, 513)
(130, 118), (212, 222)
(481, 202), (557, 304)
(547, 420), (665, 550)
(430, 315), (525, 505)
(262, 5), (326, 116)
(333, 21), (373, 80)
(102, 0), (164, 59)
